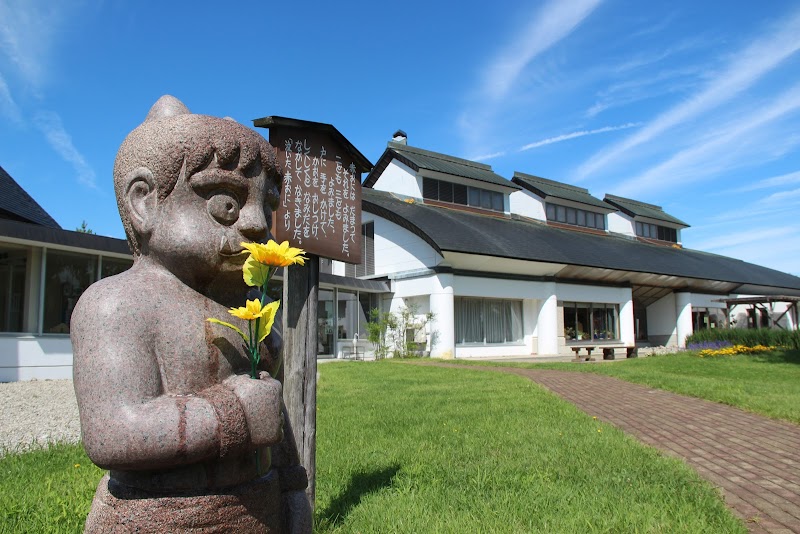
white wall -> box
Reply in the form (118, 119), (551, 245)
(508, 189), (546, 221)
(373, 216), (442, 274)
(371, 160), (421, 198)
(0, 335), (74, 381)
(647, 292), (678, 346)
(607, 212), (635, 237)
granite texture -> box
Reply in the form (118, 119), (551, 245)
(71, 96), (310, 533)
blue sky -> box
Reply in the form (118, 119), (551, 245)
(2, 0), (800, 275)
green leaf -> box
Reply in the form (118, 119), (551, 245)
(207, 318), (249, 344)
(257, 301), (281, 343)
(243, 256), (270, 287)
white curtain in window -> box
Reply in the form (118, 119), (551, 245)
(456, 298), (522, 344)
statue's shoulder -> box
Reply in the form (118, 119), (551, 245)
(73, 267), (159, 328)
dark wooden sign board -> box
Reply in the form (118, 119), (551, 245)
(255, 116), (371, 265)
(252, 116), (371, 510)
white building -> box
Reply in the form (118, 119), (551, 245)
(340, 137), (800, 360)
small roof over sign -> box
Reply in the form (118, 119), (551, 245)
(252, 116), (373, 173)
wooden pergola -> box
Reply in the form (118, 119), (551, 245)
(715, 296), (800, 330)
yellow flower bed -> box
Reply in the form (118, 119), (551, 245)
(698, 344), (777, 357)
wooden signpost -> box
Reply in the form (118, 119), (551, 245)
(253, 116), (371, 509)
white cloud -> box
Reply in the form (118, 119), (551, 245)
(0, 0), (62, 89)
(573, 8), (800, 180)
(471, 151), (506, 162)
(33, 111), (96, 189)
(520, 122), (640, 151)
(732, 170), (800, 193)
(481, 0), (603, 102)
(0, 74), (22, 122)
(613, 82), (800, 197)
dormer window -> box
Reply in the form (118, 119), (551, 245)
(423, 177), (504, 212)
(545, 202), (606, 230)
(636, 222), (677, 243)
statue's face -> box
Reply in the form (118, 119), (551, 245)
(146, 158), (276, 292)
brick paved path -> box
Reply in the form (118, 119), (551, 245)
(450, 365), (800, 533)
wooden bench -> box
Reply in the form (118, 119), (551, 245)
(571, 345), (596, 362)
(570, 343), (634, 361)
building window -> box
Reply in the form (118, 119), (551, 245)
(102, 257), (133, 278)
(0, 247), (27, 332)
(562, 302), (618, 341)
(545, 203), (606, 230)
(345, 222), (374, 277)
(43, 251), (97, 333)
(422, 177), (504, 212)
(455, 297), (523, 344)
(692, 308), (726, 330)
(635, 221), (677, 242)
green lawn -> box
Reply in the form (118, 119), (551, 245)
(445, 349), (800, 424)
(1, 362), (745, 533)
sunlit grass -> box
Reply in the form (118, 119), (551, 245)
(1, 362), (745, 533)
(446, 349), (800, 424)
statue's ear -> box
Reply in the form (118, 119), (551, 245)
(124, 167), (158, 240)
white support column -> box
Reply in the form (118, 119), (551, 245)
(429, 273), (455, 359)
(620, 296), (635, 347)
(675, 292), (693, 348)
(536, 288), (558, 356)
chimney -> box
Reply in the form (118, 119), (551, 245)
(392, 129), (407, 145)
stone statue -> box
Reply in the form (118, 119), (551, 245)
(71, 96), (312, 533)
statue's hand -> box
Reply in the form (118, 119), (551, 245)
(226, 374), (283, 447)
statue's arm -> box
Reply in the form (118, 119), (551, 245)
(72, 288), (281, 471)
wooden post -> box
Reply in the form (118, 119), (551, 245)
(283, 254), (319, 509)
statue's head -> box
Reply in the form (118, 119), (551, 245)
(113, 96), (281, 288)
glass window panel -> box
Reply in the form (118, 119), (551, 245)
(101, 258), (132, 278)
(456, 297), (483, 343)
(337, 290), (358, 340)
(546, 204), (556, 221)
(44, 251), (97, 334)
(597, 214), (605, 230)
(0, 248), (27, 333)
(318, 290), (335, 356)
(577, 210), (586, 226)
(468, 187), (481, 207)
(439, 181), (453, 202)
(453, 184), (468, 205)
(635, 222), (643, 236)
(422, 178), (438, 200)
(480, 189), (492, 209)
(357, 292), (375, 337)
(585, 212), (595, 228)
(563, 303), (577, 340)
(556, 205), (566, 222)
(566, 208), (577, 225)
(492, 192), (503, 211)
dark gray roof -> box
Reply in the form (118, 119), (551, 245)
(0, 218), (130, 255)
(604, 194), (688, 227)
(364, 142), (520, 190)
(513, 172), (611, 210)
(362, 189), (800, 293)
(0, 165), (61, 228)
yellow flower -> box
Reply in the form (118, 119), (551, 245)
(241, 240), (307, 268)
(74, 464), (80, 468)
(227, 300), (281, 341)
(228, 299), (270, 321)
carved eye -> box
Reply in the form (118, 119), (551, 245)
(207, 192), (240, 225)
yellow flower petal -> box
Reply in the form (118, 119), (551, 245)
(228, 299), (263, 321)
(241, 240), (307, 267)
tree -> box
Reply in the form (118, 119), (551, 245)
(76, 221), (95, 234)
(366, 303), (436, 359)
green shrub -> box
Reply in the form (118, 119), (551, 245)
(686, 328), (800, 349)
